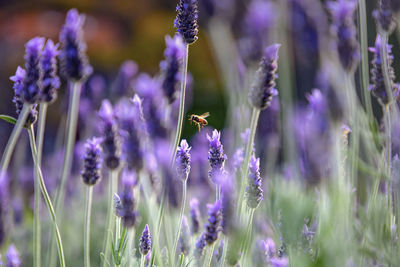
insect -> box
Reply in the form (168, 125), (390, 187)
(188, 112), (210, 132)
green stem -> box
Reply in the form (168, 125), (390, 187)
(240, 209), (255, 264)
(205, 244), (215, 267)
(85, 186), (93, 267)
(357, 0), (373, 119)
(140, 255), (145, 267)
(171, 44), (189, 163)
(236, 108), (260, 216)
(0, 104), (31, 176)
(173, 180), (187, 261)
(219, 237), (228, 267)
(28, 126), (66, 267)
(384, 105), (394, 229)
(102, 170), (118, 267)
(150, 191), (166, 266)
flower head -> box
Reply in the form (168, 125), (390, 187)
(327, 0), (360, 71)
(249, 44), (280, 110)
(23, 37), (45, 104)
(176, 139), (191, 180)
(369, 34), (399, 105)
(10, 67), (38, 125)
(41, 39), (60, 103)
(113, 193), (123, 217)
(112, 60), (138, 96)
(174, 0), (199, 44)
(203, 200), (222, 245)
(81, 137), (102, 185)
(59, 9), (92, 81)
(194, 234), (207, 258)
(179, 216), (191, 256)
(245, 155), (263, 209)
(220, 174), (235, 235)
(207, 130), (227, 183)
(374, 0), (396, 34)
(6, 244), (20, 267)
(189, 198), (201, 234)
(139, 224), (152, 255)
(119, 169), (138, 228)
(99, 100), (121, 169)
(160, 35), (185, 103)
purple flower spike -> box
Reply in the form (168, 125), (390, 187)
(207, 130), (227, 184)
(41, 39), (60, 103)
(374, 0), (396, 34)
(139, 224), (152, 255)
(112, 60), (138, 96)
(369, 34), (398, 106)
(59, 9), (92, 81)
(81, 137), (102, 186)
(10, 67), (38, 125)
(179, 216), (191, 256)
(327, 0), (360, 71)
(189, 198), (201, 234)
(245, 155), (263, 209)
(176, 139), (192, 180)
(269, 257), (289, 267)
(23, 37), (45, 104)
(249, 44), (280, 110)
(219, 174), (234, 235)
(120, 169), (138, 228)
(6, 244), (20, 267)
(99, 100), (121, 170)
(195, 234), (206, 258)
(160, 35), (185, 103)
(113, 193), (123, 217)
(174, 0), (199, 44)
(204, 200), (222, 245)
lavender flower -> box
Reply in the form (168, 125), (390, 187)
(0, 175), (9, 246)
(195, 234), (206, 258)
(245, 155), (263, 209)
(327, 0), (360, 71)
(160, 35), (185, 103)
(392, 0), (400, 13)
(248, 44), (280, 110)
(179, 216), (191, 256)
(81, 137), (102, 186)
(120, 169), (138, 228)
(203, 200), (222, 245)
(189, 198), (201, 234)
(41, 39), (60, 103)
(6, 245), (20, 267)
(139, 224), (152, 255)
(23, 37), (44, 103)
(207, 130), (227, 183)
(176, 139), (191, 180)
(112, 60), (138, 96)
(174, 0), (199, 44)
(220, 174), (234, 235)
(59, 9), (92, 81)
(99, 100), (121, 169)
(10, 67), (38, 125)
(374, 0), (396, 34)
(369, 34), (398, 105)
(113, 193), (123, 217)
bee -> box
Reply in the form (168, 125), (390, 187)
(189, 112), (210, 132)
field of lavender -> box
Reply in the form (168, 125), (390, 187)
(1, 0), (400, 266)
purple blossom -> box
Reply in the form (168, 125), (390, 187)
(207, 130), (227, 183)
(99, 100), (121, 170)
(0, 175), (9, 246)
(179, 216), (191, 256)
(113, 193), (123, 217)
(40, 39), (60, 103)
(112, 60), (138, 96)
(10, 67), (38, 125)
(374, 0), (396, 33)
(139, 224), (152, 255)
(174, 0), (199, 44)
(23, 37), (44, 103)
(195, 234), (206, 258)
(203, 200), (222, 245)
(249, 44), (280, 110)
(59, 9), (92, 81)
(245, 155), (263, 209)
(81, 137), (102, 186)
(269, 257), (289, 267)
(189, 198), (201, 234)
(232, 148), (244, 172)
(160, 35), (185, 103)
(220, 174), (234, 235)
(119, 169), (138, 228)
(6, 244), (20, 267)
(327, 0), (360, 71)
(176, 139), (191, 180)
(369, 34), (399, 106)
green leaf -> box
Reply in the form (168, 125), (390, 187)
(0, 115), (18, 125)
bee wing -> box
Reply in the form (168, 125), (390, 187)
(200, 112), (210, 119)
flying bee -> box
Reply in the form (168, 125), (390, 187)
(189, 112), (210, 132)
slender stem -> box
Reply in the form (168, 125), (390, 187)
(236, 108), (260, 216)
(150, 191), (166, 266)
(84, 186), (93, 267)
(384, 105), (394, 227)
(380, 33), (394, 104)
(240, 209), (255, 264)
(0, 104), (31, 176)
(215, 185), (220, 201)
(357, 0), (373, 119)
(102, 170), (118, 267)
(219, 237), (228, 267)
(173, 180), (187, 261)
(27, 126), (65, 267)
(171, 44), (189, 163)
(205, 243), (215, 267)
(140, 255), (145, 267)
